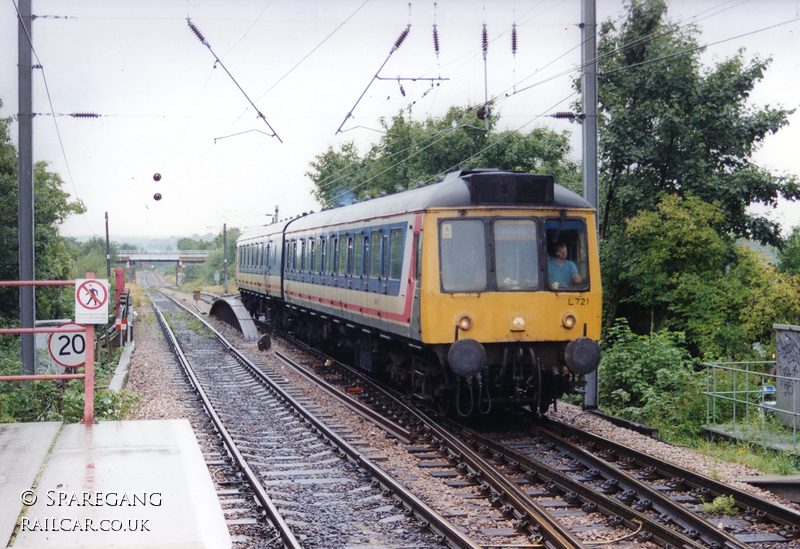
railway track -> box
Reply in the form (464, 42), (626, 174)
(254, 322), (800, 548)
(148, 290), (478, 548)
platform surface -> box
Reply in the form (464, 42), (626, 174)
(1, 419), (231, 548)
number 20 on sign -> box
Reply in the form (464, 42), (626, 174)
(48, 323), (86, 368)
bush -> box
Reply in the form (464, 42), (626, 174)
(0, 342), (138, 423)
(600, 318), (706, 438)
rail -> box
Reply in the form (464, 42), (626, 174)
(704, 361), (798, 451)
(0, 278), (96, 424)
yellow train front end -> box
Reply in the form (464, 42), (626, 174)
(417, 204), (602, 415)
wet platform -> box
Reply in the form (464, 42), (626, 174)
(0, 419), (231, 548)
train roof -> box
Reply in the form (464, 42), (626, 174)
(238, 169), (593, 242)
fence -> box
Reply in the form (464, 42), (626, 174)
(0, 278), (96, 424)
(704, 361), (798, 452)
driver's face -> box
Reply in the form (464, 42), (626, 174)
(556, 246), (567, 259)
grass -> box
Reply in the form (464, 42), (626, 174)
(700, 494), (739, 516)
(670, 436), (799, 476)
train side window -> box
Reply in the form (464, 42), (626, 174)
(439, 219), (487, 292)
(389, 228), (403, 280)
(353, 233), (364, 277)
(300, 240), (307, 272)
(369, 230), (382, 277)
(382, 234), (389, 278)
(338, 235), (348, 275)
(347, 236), (354, 275)
(313, 237), (322, 272)
(320, 237), (327, 273)
(363, 236), (370, 276)
(331, 236), (339, 274)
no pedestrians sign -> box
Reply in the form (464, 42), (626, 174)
(74, 278), (110, 324)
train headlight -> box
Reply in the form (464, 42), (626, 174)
(511, 316), (526, 332)
(458, 315), (473, 331)
(562, 314), (577, 329)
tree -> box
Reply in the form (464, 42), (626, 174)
(0, 97), (85, 323)
(306, 104), (580, 208)
(622, 193), (730, 335)
(591, 0), (797, 331)
(777, 226), (800, 276)
(0, 102), (19, 321)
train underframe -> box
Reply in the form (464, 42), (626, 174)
(241, 291), (581, 416)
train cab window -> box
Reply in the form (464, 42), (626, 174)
(545, 219), (590, 291)
(353, 233), (364, 277)
(494, 219), (538, 290)
(439, 219), (487, 292)
(389, 228), (403, 280)
(369, 230), (382, 277)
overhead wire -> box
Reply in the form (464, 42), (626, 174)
(12, 0), (94, 234)
(316, 0), (793, 201)
(216, 0), (372, 143)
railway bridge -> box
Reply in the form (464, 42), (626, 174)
(117, 250), (211, 284)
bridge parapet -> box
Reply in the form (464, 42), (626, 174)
(117, 250), (210, 263)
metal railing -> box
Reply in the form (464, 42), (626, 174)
(0, 278), (96, 424)
(704, 361), (798, 451)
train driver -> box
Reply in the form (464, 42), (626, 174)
(548, 242), (582, 289)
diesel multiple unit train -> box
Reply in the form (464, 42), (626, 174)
(236, 169), (601, 416)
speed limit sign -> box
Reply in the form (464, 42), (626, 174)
(48, 323), (86, 368)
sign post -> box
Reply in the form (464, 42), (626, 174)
(74, 274), (107, 423)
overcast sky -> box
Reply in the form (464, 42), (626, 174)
(1, 0), (798, 241)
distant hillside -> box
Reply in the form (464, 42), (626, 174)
(68, 233), (216, 251)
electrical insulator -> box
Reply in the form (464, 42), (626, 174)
(433, 24), (440, 56)
(482, 24), (488, 56)
(512, 23), (518, 56)
(553, 112), (577, 119)
(186, 18), (208, 46)
(394, 25), (410, 51)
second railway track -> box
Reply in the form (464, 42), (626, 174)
(148, 290), (477, 549)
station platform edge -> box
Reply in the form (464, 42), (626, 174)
(0, 419), (231, 548)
